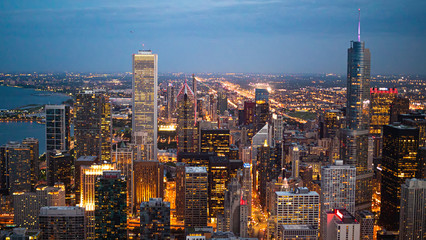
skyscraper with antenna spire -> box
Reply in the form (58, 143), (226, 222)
(341, 9), (373, 212)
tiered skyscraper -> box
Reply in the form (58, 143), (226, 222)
(341, 11), (373, 211)
(177, 80), (195, 153)
(132, 50), (158, 161)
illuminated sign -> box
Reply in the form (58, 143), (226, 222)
(243, 163), (251, 168)
(335, 209), (343, 221)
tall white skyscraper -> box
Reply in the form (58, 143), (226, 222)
(132, 50), (158, 161)
(321, 160), (356, 238)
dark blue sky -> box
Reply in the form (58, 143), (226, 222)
(1, 0), (425, 74)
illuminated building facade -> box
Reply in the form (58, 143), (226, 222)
(369, 87), (398, 157)
(75, 156), (98, 206)
(94, 171), (127, 239)
(398, 178), (426, 240)
(321, 160), (356, 237)
(132, 50), (158, 161)
(45, 104), (71, 152)
(133, 160), (164, 211)
(274, 188), (319, 239)
(112, 146), (134, 212)
(21, 138), (39, 191)
(39, 206), (86, 240)
(321, 109), (344, 139)
(177, 80), (195, 153)
(140, 198), (171, 240)
(0, 141), (32, 194)
(380, 124), (420, 231)
(200, 129), (230, 157)
(74, 91), (112, 162)
(46, 150), (73, 204)
(79, 163), (115, 240)
(255, 88), (269, 132)
(184, 167), (208, 228)
(324, 209), (360, 240)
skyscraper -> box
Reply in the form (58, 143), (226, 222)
(255, 88), (269, 132)
(184, 167), (208, 228)
(217, 91), (228, 116)
(74, 91), (112, 162)
(132, 50), (158, 161)
(133, 160), (164, 211)
(380, 124), (420, 231)
(200, 129), (230, 156)
(94, 171), (127, 239)
(140, 198), (171, 240)
(39, 206), (86, 240)
(176, 80), (195, 153)
(324, 209), (361, 240)
(321, 160), (356, 237)
(398, 178), (426, 240)
(46, 150), (73, 204)
(167, 83), (175, 120)
(342, 12), (373, 211)
(389, 96), (409, 124)
(45, 104), (71, 152)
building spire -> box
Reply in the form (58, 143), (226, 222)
(358, 8), (361, 42)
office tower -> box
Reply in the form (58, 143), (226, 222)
(320, 109), (344, 139)
(279, 225), (317, 240)
(200, 129), (230, 156)
(39, 206), (85, 240)
(94, 171), (127, 239)
(218, 178), (249, 237)
(380, 124), (420, 231)
(133, 161), (164, 212)
(244, 101), (255, 125)
(217, 91), (228, 115)
(274, 188), (319, 239)
(229, 145), (239, 160)
(255, 88), (269, 132)
(389, 96), (409, 124)
(257, 142), (282, 208)
(140, 198), (171, 240)
(112, 146), (134, 212)
(290, 145), (300, 179)
(192, 74), (197, 102)
(79, 163), (114, 240)
(184, 167), (208, 227)
(177, 80), (195, 153)
(321, 160), (356, 237)
(369, 88), (398, 157)
(403, 117), (426, 148)
(272, 114), (283, 143)
(74, 91), (112, 161)
(398, 178), (426, 240)
(251, 123), (270, 163)
(418, 147), (426, 178)
(324, 209), (361, 240)
(175, 163), (186, 221)
(13, 186), (64, 230)
(45, 104), (71, 151)
(356, 210), (375, 240)
(0, 141), (32, 194)
(167, 83), (175, 120)
(46, 150), (73, 204)
(74, 156), (98, 206)
(132, 50), (158, 161)
(21, 138), (39, 190)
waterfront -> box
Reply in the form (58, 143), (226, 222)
(0, 85), (71, 154)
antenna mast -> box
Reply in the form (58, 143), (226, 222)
(358, 9), (361, 42)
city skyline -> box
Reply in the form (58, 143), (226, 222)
(1, 1), (425, 74)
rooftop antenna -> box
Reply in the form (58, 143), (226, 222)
(358, 8), (361, 42)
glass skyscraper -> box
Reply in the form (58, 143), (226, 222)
(132, 50), (158, 161)
(176, 80), (195, 153)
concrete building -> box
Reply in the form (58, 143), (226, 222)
(279, 225), (317, 240)
(39, 206), (85, 240)
(356, 210), (374, 240)
(140, 198), (171, 240)
(324, 209), (360, 240)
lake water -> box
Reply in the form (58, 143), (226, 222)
(0, 85), (72, 154)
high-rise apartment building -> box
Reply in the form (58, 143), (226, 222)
(321, 160), (356, 237)
(274, 188), (319, 239)
(94, 171), (127, 239)
(177, 80), (195, 153)
(74, 91), (112, 162)
(21, 138), (39, 191)
(45, 104), (71, 152)
(39, 206), (85, 240)
(398, 178), (426, 240)
(324, 209), (361, 240)
(132, 50), (158, 161)
(140, 198), (171, 240)
(380, 124), (420, 231)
